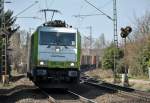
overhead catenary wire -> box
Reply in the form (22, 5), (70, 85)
(89, 0), (113, 16)
(74, 0), (112, 27)
(15, 1), (38, 17)
(5, 1), (39, 25)
(73, 14), (103, 18)
(16, 16), (42, 20)
(84, 0), (113, 21)
(74, 2), (86, 29)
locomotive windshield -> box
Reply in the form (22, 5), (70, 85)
(39, 31), (76, 46)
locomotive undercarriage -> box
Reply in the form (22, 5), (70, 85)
(28, 67), (80, 88)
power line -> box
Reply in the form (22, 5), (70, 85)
(73, 13), (103, 18)
(15, 1), (38, 17)
(74, 3), (86, 28)
(84, 0), (113, 21)
(5, 1), (39, 25)
(16, 16), (42, 20)
(86, 0), (113, 19)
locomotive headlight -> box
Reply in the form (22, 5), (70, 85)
(70, 63), (74, 67)
(56, 48), (60, 52)
(39, 61), (47, 66)
(40, 61), (44, 65)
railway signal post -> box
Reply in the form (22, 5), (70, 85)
(120, 26), (132, 87)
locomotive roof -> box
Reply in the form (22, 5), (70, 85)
(42, 20), (72, 28)
(37, 26), (77, 33)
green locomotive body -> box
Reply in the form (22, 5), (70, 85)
(27, 20), (81, 88)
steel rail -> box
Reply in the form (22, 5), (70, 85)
(37, 86), (97, 103)
(36, 87), (56, 103)
(84, 80), (150, 102)
(67, 90), (97, 103)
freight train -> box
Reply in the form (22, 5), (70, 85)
(80, 55), (97, 72)
(27, 20), (81, 88)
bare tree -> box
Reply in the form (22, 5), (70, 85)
(9, 30), (29, 74)
(126, 11), (150, 76)
(94, 33), (106, 49)
(81, 35), (91, 49)
(131, 11), (150, 40)
(9, 32), (21, 72)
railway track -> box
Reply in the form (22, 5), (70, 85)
(38, 88), (56, 103)
(33, 74), (150, 103)
(81, 75), (150, 102)
(38, 87), (97, 103)
(67, 90), (97, 103)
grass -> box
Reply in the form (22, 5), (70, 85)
(85, 68), (150, 92)
(147, 89), (150, 92)
(131, 82), (150, 92)
(0, 82), (15, 89)
(85, 69), (113, 79)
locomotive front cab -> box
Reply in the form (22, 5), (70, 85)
(31, 26), (81, 87)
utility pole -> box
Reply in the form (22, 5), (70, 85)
(0, 1), (38, 84)
(113, 0), (118, 83)
(0, 0), (12, 84)
(82, 0), (119, 83)
(0, 0), (8, 84)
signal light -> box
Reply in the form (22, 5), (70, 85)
(120, 26), (132, 38)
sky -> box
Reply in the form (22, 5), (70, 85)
(4, 0), (150, 42)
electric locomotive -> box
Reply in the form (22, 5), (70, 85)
(27, 20), (81, 88)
